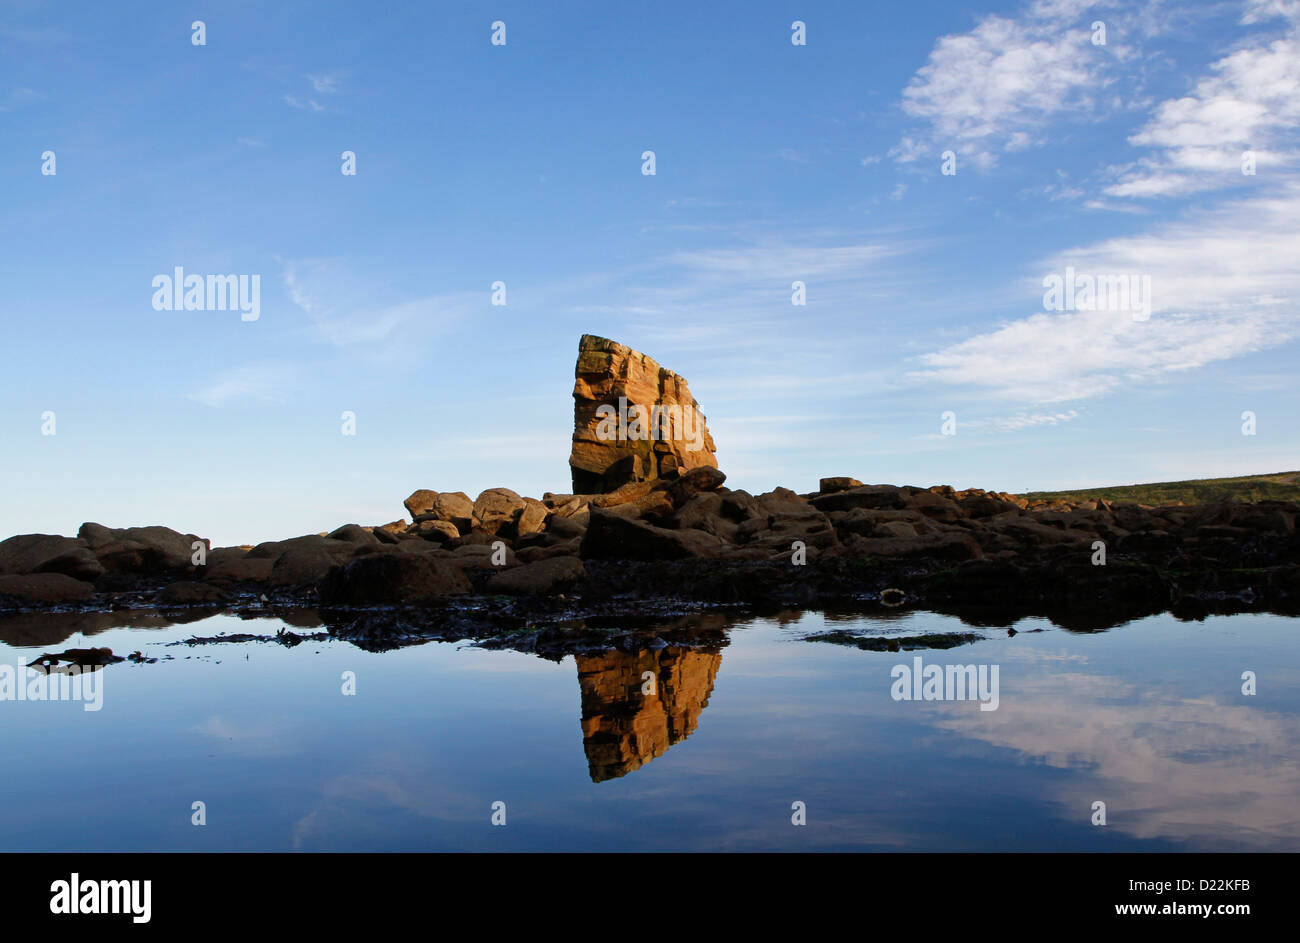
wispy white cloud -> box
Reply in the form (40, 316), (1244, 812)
(896, 4), (1117, 168)
(894, 0), (1190, 170)
(306, 71), (344, 94)
(0, 86), (42, 112)
(190, 363), (303, 407)
(968, 410), (1082, 432)
(1107, 13), (1300, 198)
(280, 259), (475, 354)
(912, 185), (1300, 402)
(282, 93), (324, 112)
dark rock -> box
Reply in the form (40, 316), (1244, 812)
(319, 553), (471, 605)
(327, 524), (380, 546)
(0, 533), (103, 581)
(158, 581), (230, 606)
(0, 573), (96, 605)
(581, 507), (726, 561)
(485, 556), (587, 595)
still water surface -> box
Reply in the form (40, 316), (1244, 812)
(1, 609), (1296, 851)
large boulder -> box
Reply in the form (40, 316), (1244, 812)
(406, 490), (474, 534)
(412, 519), (460, 543)
(810, 486), (906, 513)
(0, 573), (96, 605)
(318, 553), (471, 605)
(473, 488), (527, 538)
(0, 534), (103, 581)
(403, 489), (440, 519)
(205, 557), (274, 584)
(78, 523), (203, 574)
(569, 334), (718, 493)
(485, 556), (587, 595)
(581, 508), (726, 560)
(247, 535), (355, 561)
(269, 547), (339, 587)
(516, 498), (550, 538)
(740, 488), (839, 552)
(327, 524), (380, 546)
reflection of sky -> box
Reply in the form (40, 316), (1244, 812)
(928, 637), (1300, 851)
(0, 611), (1296, 851)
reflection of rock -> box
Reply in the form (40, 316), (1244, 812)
(576, 646), (721, 782)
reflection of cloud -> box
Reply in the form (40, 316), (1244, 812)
(192, 713), (296, 755)
(930, 657), (1300, 849)
(289, 750), (486, 851)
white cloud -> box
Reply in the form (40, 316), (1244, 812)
(1242, 0), (1300, 25)
(281, 260), (473, 353)
(666, 243), (903, 280)
(306, 72), (344, 94)
(190, 363), (303, 407)
(0, 86), (42, 111)
(1107, 6), (1300, 199)
(912, 185), (1300, 402)
(896, 7), (1112, 168)
(970, 410), (1082, 432)
(282, 94), (324, 112)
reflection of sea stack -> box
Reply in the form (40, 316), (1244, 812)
(577, 647), (721, 782)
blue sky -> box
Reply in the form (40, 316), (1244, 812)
(2, 0), (1297, 546)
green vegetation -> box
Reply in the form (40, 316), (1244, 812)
(1018, 472), (1300, 506)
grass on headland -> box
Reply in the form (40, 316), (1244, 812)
(1017, 472), (1300, 506)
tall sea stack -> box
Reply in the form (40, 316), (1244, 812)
(568, 334), (719, 494)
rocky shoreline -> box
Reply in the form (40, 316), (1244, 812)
(4, 335), (1297, 653)
(2, 469), (1297, 655)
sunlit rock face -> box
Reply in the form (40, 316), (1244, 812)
(569, 334), (718, 494)
(576, 646), (721, 782)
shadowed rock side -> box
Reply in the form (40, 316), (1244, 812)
(577, 646), (721, 782)
(569, 334), (718, 493)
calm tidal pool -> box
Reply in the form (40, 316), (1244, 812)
(1, 608), (1296, 852)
